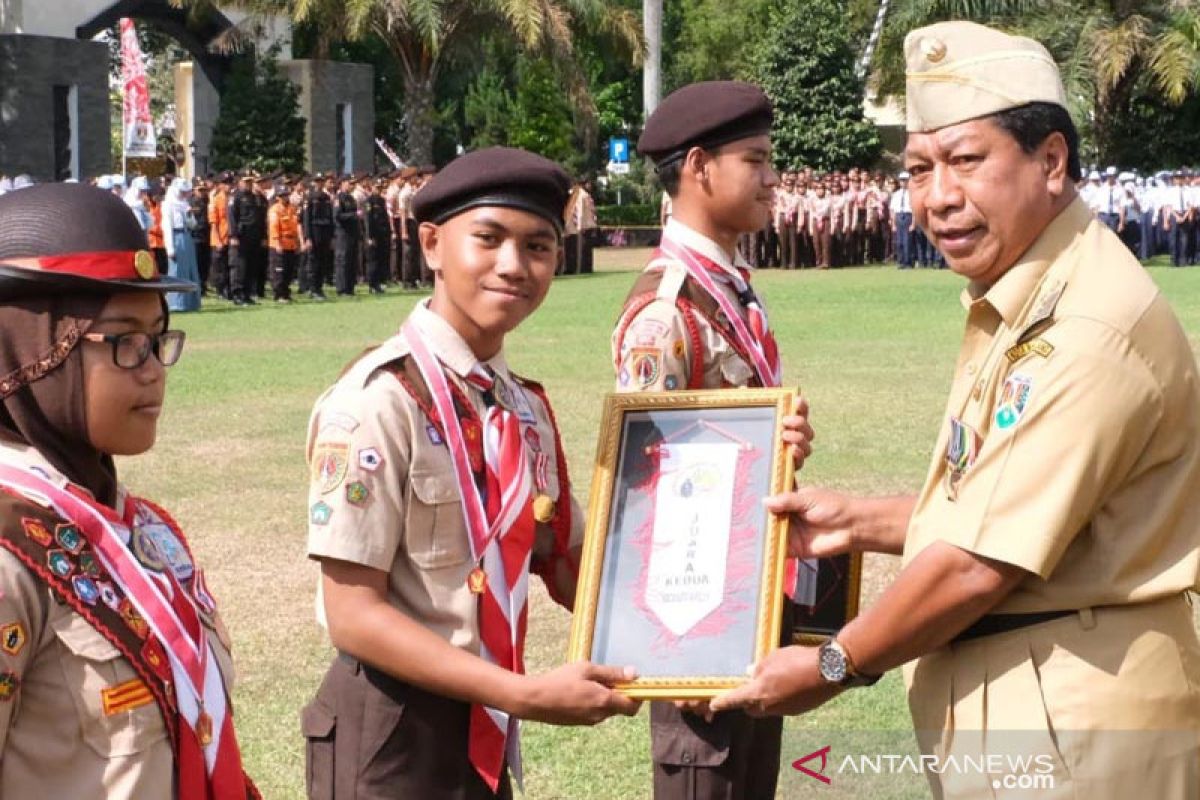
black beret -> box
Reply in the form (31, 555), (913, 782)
(637, 80), (773, 166)
(411, 147), (570, 232)
(0, 184), (197, 298)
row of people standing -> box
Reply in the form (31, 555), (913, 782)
(102, 167), (442, 307)
(701, 167), (946, 270)
(1080, 167), (1200, 266)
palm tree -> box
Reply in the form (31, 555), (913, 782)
(179, 0), (642, 165)
(869, 0), (1200, 162)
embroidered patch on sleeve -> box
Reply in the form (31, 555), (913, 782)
(631, 347), (662, 387)
(1, 623), (25, 656)
(345, 481), (370, 507)
(312, 442), (350, 494)
(357, 447), (384, 472)
(310, 501), (333, 526)
(0, 670), (18, 701)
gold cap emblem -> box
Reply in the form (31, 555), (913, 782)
(133, 250), (156, 280)
(922, 37), (947, 63)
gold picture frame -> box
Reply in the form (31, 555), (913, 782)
(567, 388), (795, 700)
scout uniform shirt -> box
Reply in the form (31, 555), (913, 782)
(903, 196), (1200, 612)
(902, 197), (1200, 779)
(305, 303), (584, 652)
(0, 439), (236, 798)
(611, 218), (760, 391)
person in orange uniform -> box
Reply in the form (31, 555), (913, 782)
(208, 172), (232, 300)
(144, 182), (166, 277)
(268, 184), (301, 304)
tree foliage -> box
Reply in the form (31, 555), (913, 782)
(868, 0), (1200, 163)
(199, 0), (642, 165)
(751, 0), (882, 170)
(208, 49), (306, 173)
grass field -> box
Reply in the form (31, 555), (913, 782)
(117, 250), (1200, 799)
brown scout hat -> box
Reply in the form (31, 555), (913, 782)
(0, 183), (197, 298)
(411, 146), (570, 232)
(637, 80), (774, 166)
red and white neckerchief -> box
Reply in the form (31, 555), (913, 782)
(658, 235), (782, 387)
(644, 242), (800, 597)
(0, 463), (248, 800)
(403, 317), (536, 793)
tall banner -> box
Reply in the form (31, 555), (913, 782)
(120, 18), (157, 159)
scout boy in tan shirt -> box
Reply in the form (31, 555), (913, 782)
(712, 21), (1200, 799)
(302, 147), (640, 800)
(612, 80), (813, 800)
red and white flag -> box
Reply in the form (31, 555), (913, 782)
(120, 18), (157, 158)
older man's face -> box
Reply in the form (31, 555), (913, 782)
(904, 117), (1067, 286)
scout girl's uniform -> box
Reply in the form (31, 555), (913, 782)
(302, 148), (581, 800)
(0, 183), (257, 799)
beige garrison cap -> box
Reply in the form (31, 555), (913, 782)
(904, 21), (1067, 133)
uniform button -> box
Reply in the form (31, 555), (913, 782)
(682, 752), (694, 764)
(966, 363), (977, 376)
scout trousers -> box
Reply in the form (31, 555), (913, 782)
(906, 594), (1200, 799)
(651, 601), (794, 800)
(304, 655), (513, 800)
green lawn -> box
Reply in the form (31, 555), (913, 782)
(116, 250), (1200, 799)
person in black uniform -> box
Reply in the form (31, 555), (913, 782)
(228, 171), (260, 306)
(252, 175), (272, 298)
(188, 178), (211, 294)
(333, 176), (360, 297)
(302, 175), (334, 301)
(364, 178), (391, 295)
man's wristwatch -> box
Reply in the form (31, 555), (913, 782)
(817, 638), (882, 687)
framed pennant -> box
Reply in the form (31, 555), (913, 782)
(568, 389), (794, 700)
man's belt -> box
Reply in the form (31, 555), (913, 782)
(952, 609), (1074, 644)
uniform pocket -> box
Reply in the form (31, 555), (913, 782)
(406, 469), (472, 569)
(52, 612), (168, 758)
(302, 701), (336, 800)
(649, 701), (730, 767)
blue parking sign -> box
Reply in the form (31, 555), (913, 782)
(609, 137), (630, 164)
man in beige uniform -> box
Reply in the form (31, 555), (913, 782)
(712, 21), (1200, 799)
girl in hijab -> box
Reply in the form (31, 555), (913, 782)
(0, 183), (258, 799)
(163, 177), (201, 312)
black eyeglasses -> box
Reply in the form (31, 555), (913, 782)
(82, 330), (186, 369)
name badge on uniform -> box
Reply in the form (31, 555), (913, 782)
(995, 373), (1034, 430)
